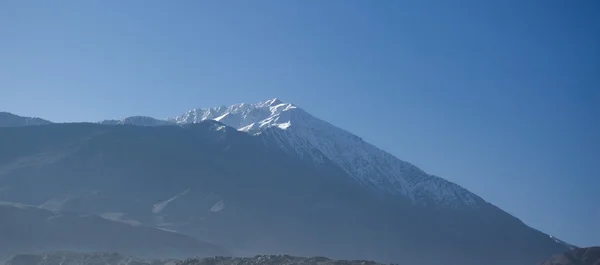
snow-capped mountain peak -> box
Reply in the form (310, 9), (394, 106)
(98, 98), (481, 209)
(166, 98), (483, 209)
(168, 98), (299, 132)
(256, 97), (283, 107)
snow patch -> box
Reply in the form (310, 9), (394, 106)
(210, 200), (225, 212)
(152, 189), (190, 214)
(276, 121), (291, 130)
(157, 227), (179, 233)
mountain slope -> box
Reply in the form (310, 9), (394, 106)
(0, 202), (228, 262)
(0, 112), (51, 127)
(0, 122), (568, 265)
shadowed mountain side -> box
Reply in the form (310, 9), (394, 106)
(0, 122), (567, 265)
(0, 202), (228, 262)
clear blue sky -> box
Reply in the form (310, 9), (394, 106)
(1, 0), (599, 246)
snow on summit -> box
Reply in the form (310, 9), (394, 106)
(168, 98), (296, 131)
(165, 98), (483, 209)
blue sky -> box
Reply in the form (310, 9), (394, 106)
(1, 1), (599, 246)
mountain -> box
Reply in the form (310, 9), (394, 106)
(0, 202), (228, 262)
(5, 252), (382, 265)
(540, 247), (600, 265)
(0, 120), (568, 265)
(175, 98), (482, 208)
(102, 98), (482, 208)
(0, 112), (51, 127)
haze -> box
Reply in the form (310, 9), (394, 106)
(1, 0), (598, 247)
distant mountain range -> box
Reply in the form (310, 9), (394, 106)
(0, 112), (51, 127)
(0, 98), (575, 265)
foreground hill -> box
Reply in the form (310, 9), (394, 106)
(0, 121), (568, 265)
(540, 247), (600, 265)
(0, 202), (227, 262)
(5, 253), (381, 265)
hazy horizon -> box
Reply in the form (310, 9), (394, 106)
(1, 0), (598, 247)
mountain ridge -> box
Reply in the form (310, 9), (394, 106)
(0, 112), (52, 127)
